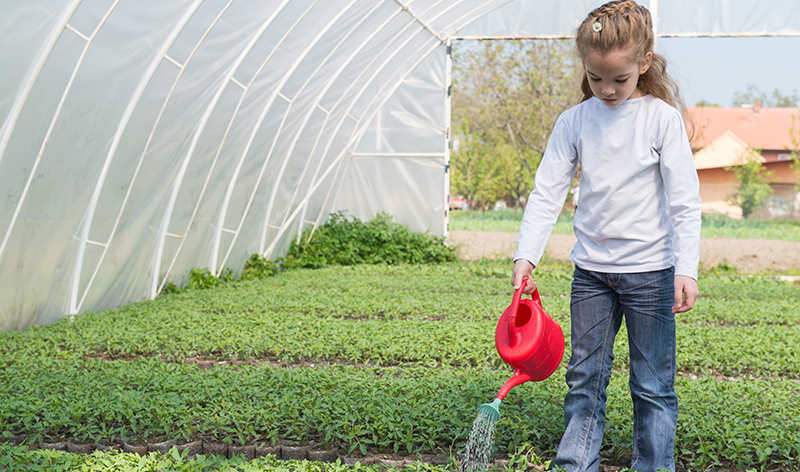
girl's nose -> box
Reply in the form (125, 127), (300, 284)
(601, 85), (615, 96)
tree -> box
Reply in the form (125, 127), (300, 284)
(690, 117), (709, 152)
(772, 90), (800, 108)
(451, 40), (581, 208)
(726, 148), (774, 219)
(695, 99), (720, 107)
(450, 120), (493, 207)
(732, 84), (799, 108)
(450, 121), (537, 210)
(790, 114), (800, 192)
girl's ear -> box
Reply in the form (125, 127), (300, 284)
(639, 52), (653, 74)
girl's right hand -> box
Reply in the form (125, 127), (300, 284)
(512, 258), (536, 294)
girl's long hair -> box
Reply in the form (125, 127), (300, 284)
(575, 1), (692, 134)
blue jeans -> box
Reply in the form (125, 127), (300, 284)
(554, 266), (678, 472)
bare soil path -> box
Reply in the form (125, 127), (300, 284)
(449, 231), (800, 273)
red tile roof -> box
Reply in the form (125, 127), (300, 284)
(688, 106), (800, 151)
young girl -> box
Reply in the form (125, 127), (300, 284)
(511, 2), (701, 471)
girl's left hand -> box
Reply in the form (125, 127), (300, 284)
(672, 275), (699, 313)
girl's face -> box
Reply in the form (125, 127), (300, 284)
(582, 47), (652, 107)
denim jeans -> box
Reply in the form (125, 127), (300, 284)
(554, 265), (678, 472)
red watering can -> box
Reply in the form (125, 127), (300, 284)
(479, 278), (565, 421)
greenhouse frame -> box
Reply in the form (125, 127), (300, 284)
(2, 0), (799, 329)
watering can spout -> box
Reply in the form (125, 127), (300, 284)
(496, 369), (533, 400)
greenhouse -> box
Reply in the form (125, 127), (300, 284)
(2, 0), (799, 329)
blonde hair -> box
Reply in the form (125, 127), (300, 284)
(575, 0), (691, 132)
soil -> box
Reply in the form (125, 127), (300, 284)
(449, 231), (800, 273)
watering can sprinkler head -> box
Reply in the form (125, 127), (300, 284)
(478, 398), (502, 423)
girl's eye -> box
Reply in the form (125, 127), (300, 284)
(615, 79), (628, 83)
(590, 77), (601, 82)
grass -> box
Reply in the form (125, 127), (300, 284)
(450, 209), (800, 242)
(449, 209), (574, 234)
(699, 213), (800, 241)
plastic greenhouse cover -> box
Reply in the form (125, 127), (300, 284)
(1, 0), (798, 330)
(455, 0), (800, 38)
(342, 45), (447, 236)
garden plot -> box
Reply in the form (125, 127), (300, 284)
(1, 260), (799, 471)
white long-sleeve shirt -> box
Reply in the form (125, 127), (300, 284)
(514, 95), (702, 279)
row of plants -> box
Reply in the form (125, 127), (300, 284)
(2, 266), (798, 378)
(0, 445), (396, 472)
(449, 210), (800, 243)
(3, 320), (799, 379)
(1, 356), (798, 469)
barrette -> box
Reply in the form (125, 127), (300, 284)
(592, 22), (602, 32)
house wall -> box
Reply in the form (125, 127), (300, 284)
(697, 167), (735, 184)
(763, 159), (799, 184)
(697, 160), (799, 219)
(697, 160), (799, 185)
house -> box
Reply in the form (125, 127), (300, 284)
(688, 105), (800, 218)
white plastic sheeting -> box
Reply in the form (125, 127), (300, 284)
(455, 0), (800, 39)
(1, 0), (798, 329)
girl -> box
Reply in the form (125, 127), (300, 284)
(511, 2), (701, 471)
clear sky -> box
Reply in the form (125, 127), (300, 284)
(656, 36), (800, 107)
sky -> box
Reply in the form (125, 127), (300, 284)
(656, 36), (800, 108)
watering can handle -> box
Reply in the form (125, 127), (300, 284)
(507, 278), (543, 348)
(507, 279), (526, 348)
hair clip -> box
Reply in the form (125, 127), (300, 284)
(592, 22), (602, 32)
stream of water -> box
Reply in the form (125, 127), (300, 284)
(460, 409), (498, 472)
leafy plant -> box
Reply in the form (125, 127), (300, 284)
(282, 211), (456, 269)
(160, 254), (277, 297)
(187, 268), (227, 290)
(161, 281), (182, 295)
(241, 253), (279, 280)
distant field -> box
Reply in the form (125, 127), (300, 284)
(449, 209), (800, 242)
(449, 209), (574, 234)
